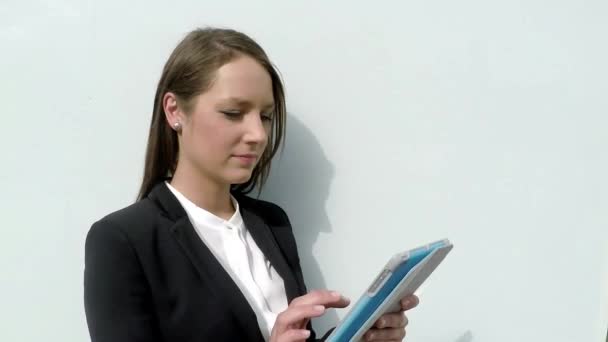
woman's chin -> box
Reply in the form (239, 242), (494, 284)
(226, 169), (254, 185)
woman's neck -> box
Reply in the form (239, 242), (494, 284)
(169, 162), (235, 220)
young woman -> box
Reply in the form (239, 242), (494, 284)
(84, 27), (419, 342)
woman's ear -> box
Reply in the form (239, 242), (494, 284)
(163, 92), (183, 132)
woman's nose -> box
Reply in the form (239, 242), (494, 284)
(243, 113), (268, 144)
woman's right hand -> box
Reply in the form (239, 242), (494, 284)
(270, 290), (350, 342)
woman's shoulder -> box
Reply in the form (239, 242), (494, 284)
(87, 198), (161, 244)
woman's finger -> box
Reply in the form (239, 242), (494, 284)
(400, 294), (419, 311)
(363, 327), (406, 341)
(374, 312), (407, 328)
(279, 328), (312, 342)
(290, 289), (350, 309)
(271, 290), (352, 342)
(275, 304), (326, 331)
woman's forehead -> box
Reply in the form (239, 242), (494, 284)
(204, 57), (274, 105)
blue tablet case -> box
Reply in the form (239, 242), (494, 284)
(326, 239), (453, 342)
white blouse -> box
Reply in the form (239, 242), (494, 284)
(166, 182), (288, 340)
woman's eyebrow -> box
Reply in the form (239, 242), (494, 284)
(263, 102), (276, 111)
(222, 97), (275, 109)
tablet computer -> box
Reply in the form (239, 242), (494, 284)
(326, 239), (453, 342)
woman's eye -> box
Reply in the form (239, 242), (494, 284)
(222, 111), (242, 119)
(222, 110), (273, 122)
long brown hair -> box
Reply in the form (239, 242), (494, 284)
(137, 27), (286, 200)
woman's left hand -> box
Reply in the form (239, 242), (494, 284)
(362, 294), (419, 341)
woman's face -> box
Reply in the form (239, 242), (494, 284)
(177, 55), (275, 186)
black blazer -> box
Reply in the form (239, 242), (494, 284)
(84, 182), (331, 341)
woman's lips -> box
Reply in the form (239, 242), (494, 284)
(233, 154), (257, 165)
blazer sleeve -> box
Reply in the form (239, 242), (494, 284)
(84, 219), (162, 342)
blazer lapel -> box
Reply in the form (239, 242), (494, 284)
(239, 204), (301, 303)
(148, 183), (265, 342)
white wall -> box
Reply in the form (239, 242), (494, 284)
(1, 1), (606, 341)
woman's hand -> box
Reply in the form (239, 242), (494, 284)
(362, 294), (419, 341)
(270, 290), (350, 342)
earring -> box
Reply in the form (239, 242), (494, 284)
(173, 122), (182, 132)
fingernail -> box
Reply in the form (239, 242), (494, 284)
(314, 305), (325, 312)
(330, 291), (341, 298)
(301, 330), (311, 338)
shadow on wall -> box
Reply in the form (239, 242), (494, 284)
(259, 113), (338, 332)
(454, 330), (473, 342)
